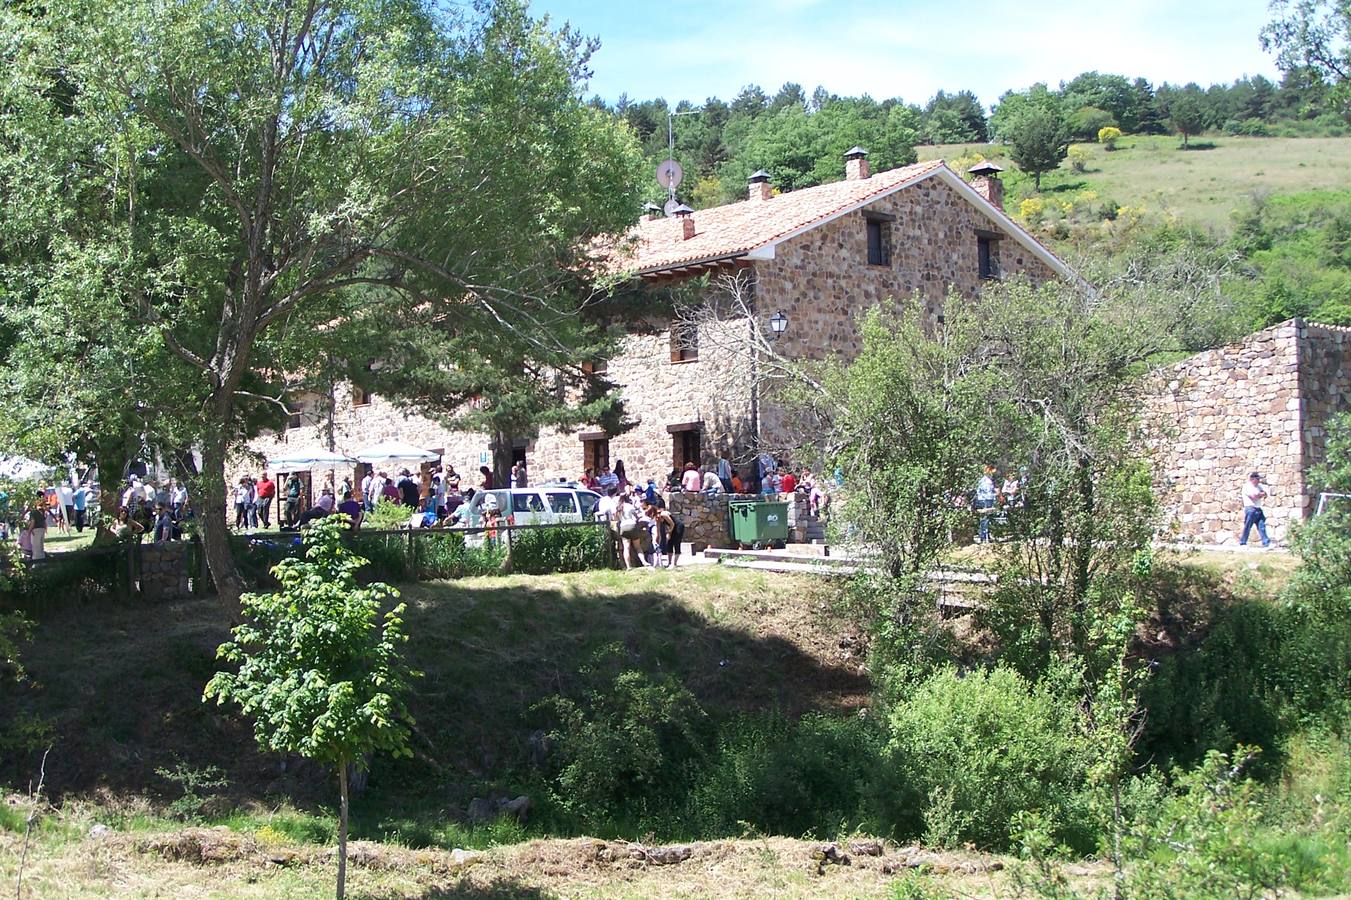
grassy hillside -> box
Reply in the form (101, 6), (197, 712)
(0, 567), (862, 812)
(918, 134), (1351, 233)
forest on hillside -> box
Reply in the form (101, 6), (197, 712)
(608, 68), (1342, 209)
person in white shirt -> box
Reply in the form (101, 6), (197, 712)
(701, 470), (724, 494)
(55, 481), (74, 534)
(120, 479), (140, 512)
(360, 470), (376, 512)
(1240, 471), (1271, 548)
(595, 487), (619, 522)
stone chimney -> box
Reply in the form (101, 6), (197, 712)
(672, 203), (696, 240)
(968, 160), (1004, 210)
(640, 202), (663, 222)
(845, 146), (870, 180)
(748, 169), (773, 201)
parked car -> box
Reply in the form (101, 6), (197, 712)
(452, 484), (601, 530)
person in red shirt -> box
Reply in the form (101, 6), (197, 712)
(254, 472), (276, 529)
(780, 471), (798, 496)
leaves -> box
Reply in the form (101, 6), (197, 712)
(205, 516), (415, 768)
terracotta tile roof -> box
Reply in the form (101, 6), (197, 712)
(613, 160), (948, 274)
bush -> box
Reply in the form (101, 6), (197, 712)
(365, 499), (412, 530)
(683, 712), (888, 838)
(539, 657), (710, 831)
(886, 666), (1087, 851)
(1097, 126), (1122, 149)
(509, 525), (609, 575)
(1126, 748), (1351, 897)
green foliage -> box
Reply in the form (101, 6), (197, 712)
(206, 517), (415, 770)
(999, 91), (1072, 189)
(1068, 105), (1116, 141)
(683, 712), (888, 838)
(155, 759), (229, 821)
(1126, 748), (1351, 897)
(508, 525), (609, 575)
(364, 500), (413, 531)
(1167, 91), (1208, 147)
(885, 667), (1089, 851)
(538, 649), (709, 829)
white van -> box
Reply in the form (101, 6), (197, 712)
(452, 484), (601, 529)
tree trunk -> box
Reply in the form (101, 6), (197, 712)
(337, 760), (349, 900)
(491, 426), (513, 488)
(198, 425), (246, 612)
(1070, 458), (1095, 655)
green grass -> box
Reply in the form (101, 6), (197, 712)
(39, 529), (97, 553)
(0, 566), (858, 848)
(919, 134), (1351, 233)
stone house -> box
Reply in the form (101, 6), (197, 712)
(239, 150), (1072, 502)
(1148, 319), (1351, 545)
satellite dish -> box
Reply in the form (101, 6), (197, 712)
(656, 158), (684, 190)
(662, 198), (682, 216)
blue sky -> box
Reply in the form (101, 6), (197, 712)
(530, 0), (1281, 109)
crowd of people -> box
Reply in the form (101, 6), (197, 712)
(578, 453), (833, 517)
(114, 475), (193, 545)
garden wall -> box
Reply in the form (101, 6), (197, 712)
(1147, 319), (1351, 544)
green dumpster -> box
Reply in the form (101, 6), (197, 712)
(728, 500), (790, 549)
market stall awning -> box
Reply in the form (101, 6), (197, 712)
(266, 449), (357, 469)
(352, 440), (439, 466)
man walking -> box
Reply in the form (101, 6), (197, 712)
(1240, 471), (1271, 548)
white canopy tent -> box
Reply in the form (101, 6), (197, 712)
(353, 440), (439, 468)
(266, 448), (357, 470)
(0, 455), (55, 481)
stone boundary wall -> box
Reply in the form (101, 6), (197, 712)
(667, 491), (742, 550)
(1296, 321), (1351, 503)
(138, 542), (194, 600)
(667, 491), (813, 550)
(1147, 322), (1305, 544)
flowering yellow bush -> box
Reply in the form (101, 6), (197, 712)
(1098, 126), (1123, 149)
(1019, 197), (1046, 222)
(1068, 146), (1088, 173)
(1078, 190), (1099, 203)
(255, 824), (288, 846)
(1060, 200), (1075, 215)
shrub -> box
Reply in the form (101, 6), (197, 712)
(1097, 126), (1122, 149)
(886, 666), (1087, 850)
(684, 712), (888, 838)
(539, 657), (709, 830)
(1067, 145), (1088, 173)
(1126, 748), (1351, 897)
(509, 525), (609, 575)
(364, 499), (412, 530)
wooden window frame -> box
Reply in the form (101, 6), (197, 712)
(977, 230), (1002, 281)
(865, 215), (891, 267)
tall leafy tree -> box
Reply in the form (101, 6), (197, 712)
(0, 0), (643, 605)
(1262, 0), (1351, 120)
(206, 516), (414, 900)
(1003, 104), (1071, 190)
(1167, 91), (1208, 148)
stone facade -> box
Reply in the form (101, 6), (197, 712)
(137, 541), (195, 600)
(238, 168), (1061, 507)
(1148, 319), (1351, 544)
(667, 490), (816, 550)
